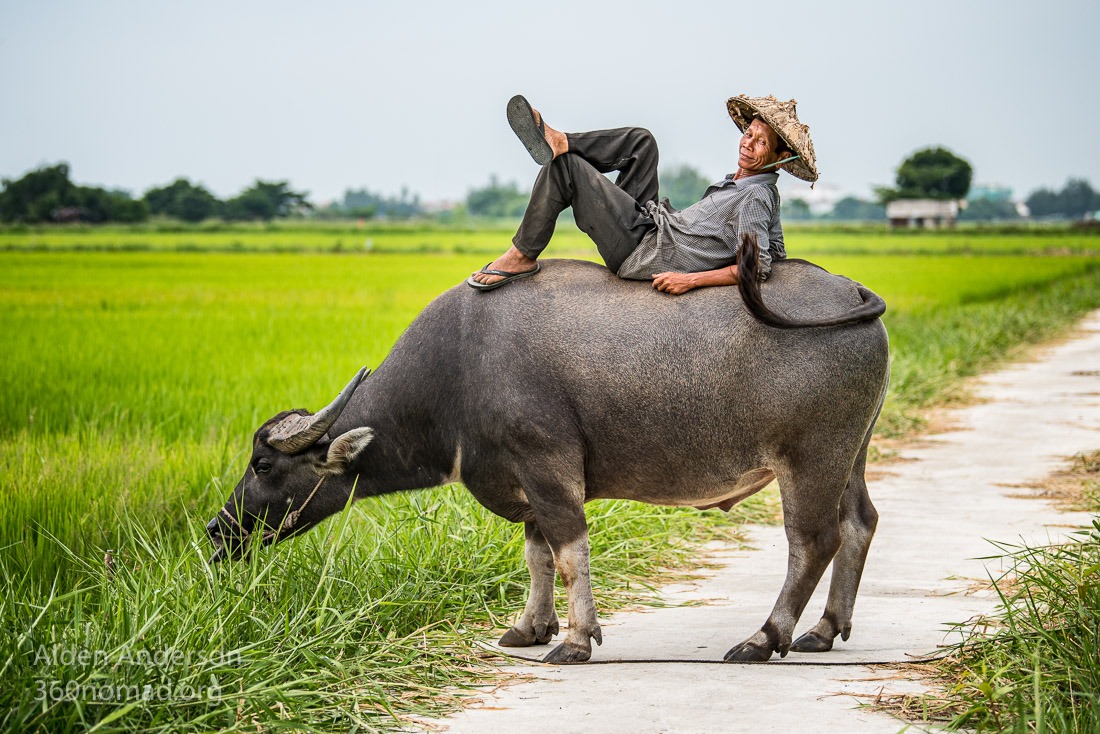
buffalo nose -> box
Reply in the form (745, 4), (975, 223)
(206, 516), (221, 537)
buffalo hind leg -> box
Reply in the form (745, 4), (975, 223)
(534, 505), (601, 664)
(499, 521), (560, 647)
(791, 453), (878, 653)
(725, 464), (844, 662)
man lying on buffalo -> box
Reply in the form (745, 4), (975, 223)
(468, 94), (818, 294)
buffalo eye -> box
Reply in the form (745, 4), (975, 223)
(255, 458), (273, 474)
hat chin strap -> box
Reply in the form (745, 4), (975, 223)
(761, 154), (800, 170)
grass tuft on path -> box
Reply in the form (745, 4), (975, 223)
(893, 520), (1100, 732)
(874, 451), (1100, 732)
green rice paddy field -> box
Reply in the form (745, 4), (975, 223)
(2, 220), (1098, 256)
(2, 224), (1100, 732)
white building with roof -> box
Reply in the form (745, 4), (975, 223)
(886, 199), (959, 228)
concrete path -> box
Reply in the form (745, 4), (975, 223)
(434, 311), (1100, 734)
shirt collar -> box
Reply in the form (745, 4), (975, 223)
(720, 171), (779, 188)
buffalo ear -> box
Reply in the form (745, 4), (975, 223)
(322, 427), (374, 474)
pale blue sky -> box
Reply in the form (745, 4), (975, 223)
(1, 0), (1096, 205)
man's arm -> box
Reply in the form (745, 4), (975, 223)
(652, 265), (739, 295)
(652, 184), (779, 295)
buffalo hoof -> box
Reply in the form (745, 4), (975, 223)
(790, 630), (833, 653)
(499, 620), (558, 647)
(723, 641), (773, 663)
(542, 641), (591, 664)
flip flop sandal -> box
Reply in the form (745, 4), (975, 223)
(466, 262), (542, 291)
(507, 95), (554, 166)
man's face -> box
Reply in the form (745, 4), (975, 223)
(737, 118), (783, 174)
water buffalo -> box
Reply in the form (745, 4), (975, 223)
(206, 238), (889, 663)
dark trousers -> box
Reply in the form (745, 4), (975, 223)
(513, 127), (659, 273)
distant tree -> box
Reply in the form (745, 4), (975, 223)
(877, 147), (972, 203)
(327, 203), (377, 220)
(0, 163), (76, 222)
(339, 186), (422, 219)
(174, 188), (219, 223)
(828, 196), (886, 221)
(781, 197), (813, 221)
(466, 175), (528, 218)
(1060, 178), (1099, 218)
(0, 163), (147, 223)
(224, 189), (275, 221)
(659, 164), (711, 210)
(1024, 187), (1059, 218)
(958, 198), (1019, 222)
(78, 187), (149, 223)
(1026, 179), (1099, 219)
(224, 180), (312, 221)
(144, 178), (186, 214)
(144, 178), (221, 222)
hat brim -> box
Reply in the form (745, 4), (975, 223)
(727, 97), (818, 183)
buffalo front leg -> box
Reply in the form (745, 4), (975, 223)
(725, 465), (844, 662)
(499, 521), (560, 647)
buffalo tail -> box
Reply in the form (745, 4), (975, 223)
(736, 234), (886, 329)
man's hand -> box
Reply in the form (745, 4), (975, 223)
(652, 272), (697, 295)
(652, 265), (739, 295)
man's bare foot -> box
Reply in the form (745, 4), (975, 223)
(533, 109), (569, 159)
(470, 246), (538, 286)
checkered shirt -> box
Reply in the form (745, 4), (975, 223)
(616, 171), (785, 280)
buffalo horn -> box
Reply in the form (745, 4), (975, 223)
(266, 367), (370, 453)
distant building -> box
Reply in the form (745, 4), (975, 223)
(50, 206), (92, 223)
(968, 183), (1013, 203)
(780, 181), (843, 216)
(420, 199), (459, 214)
(886, 199), (959, 229)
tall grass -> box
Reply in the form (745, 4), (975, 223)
(2, 233), (1099, 731)
(895, 453), (1100, 732)
(1, 486), (748, 732)
(911, 521), (1100, 732)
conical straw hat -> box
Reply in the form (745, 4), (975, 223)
(727, 94), (818, 182)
